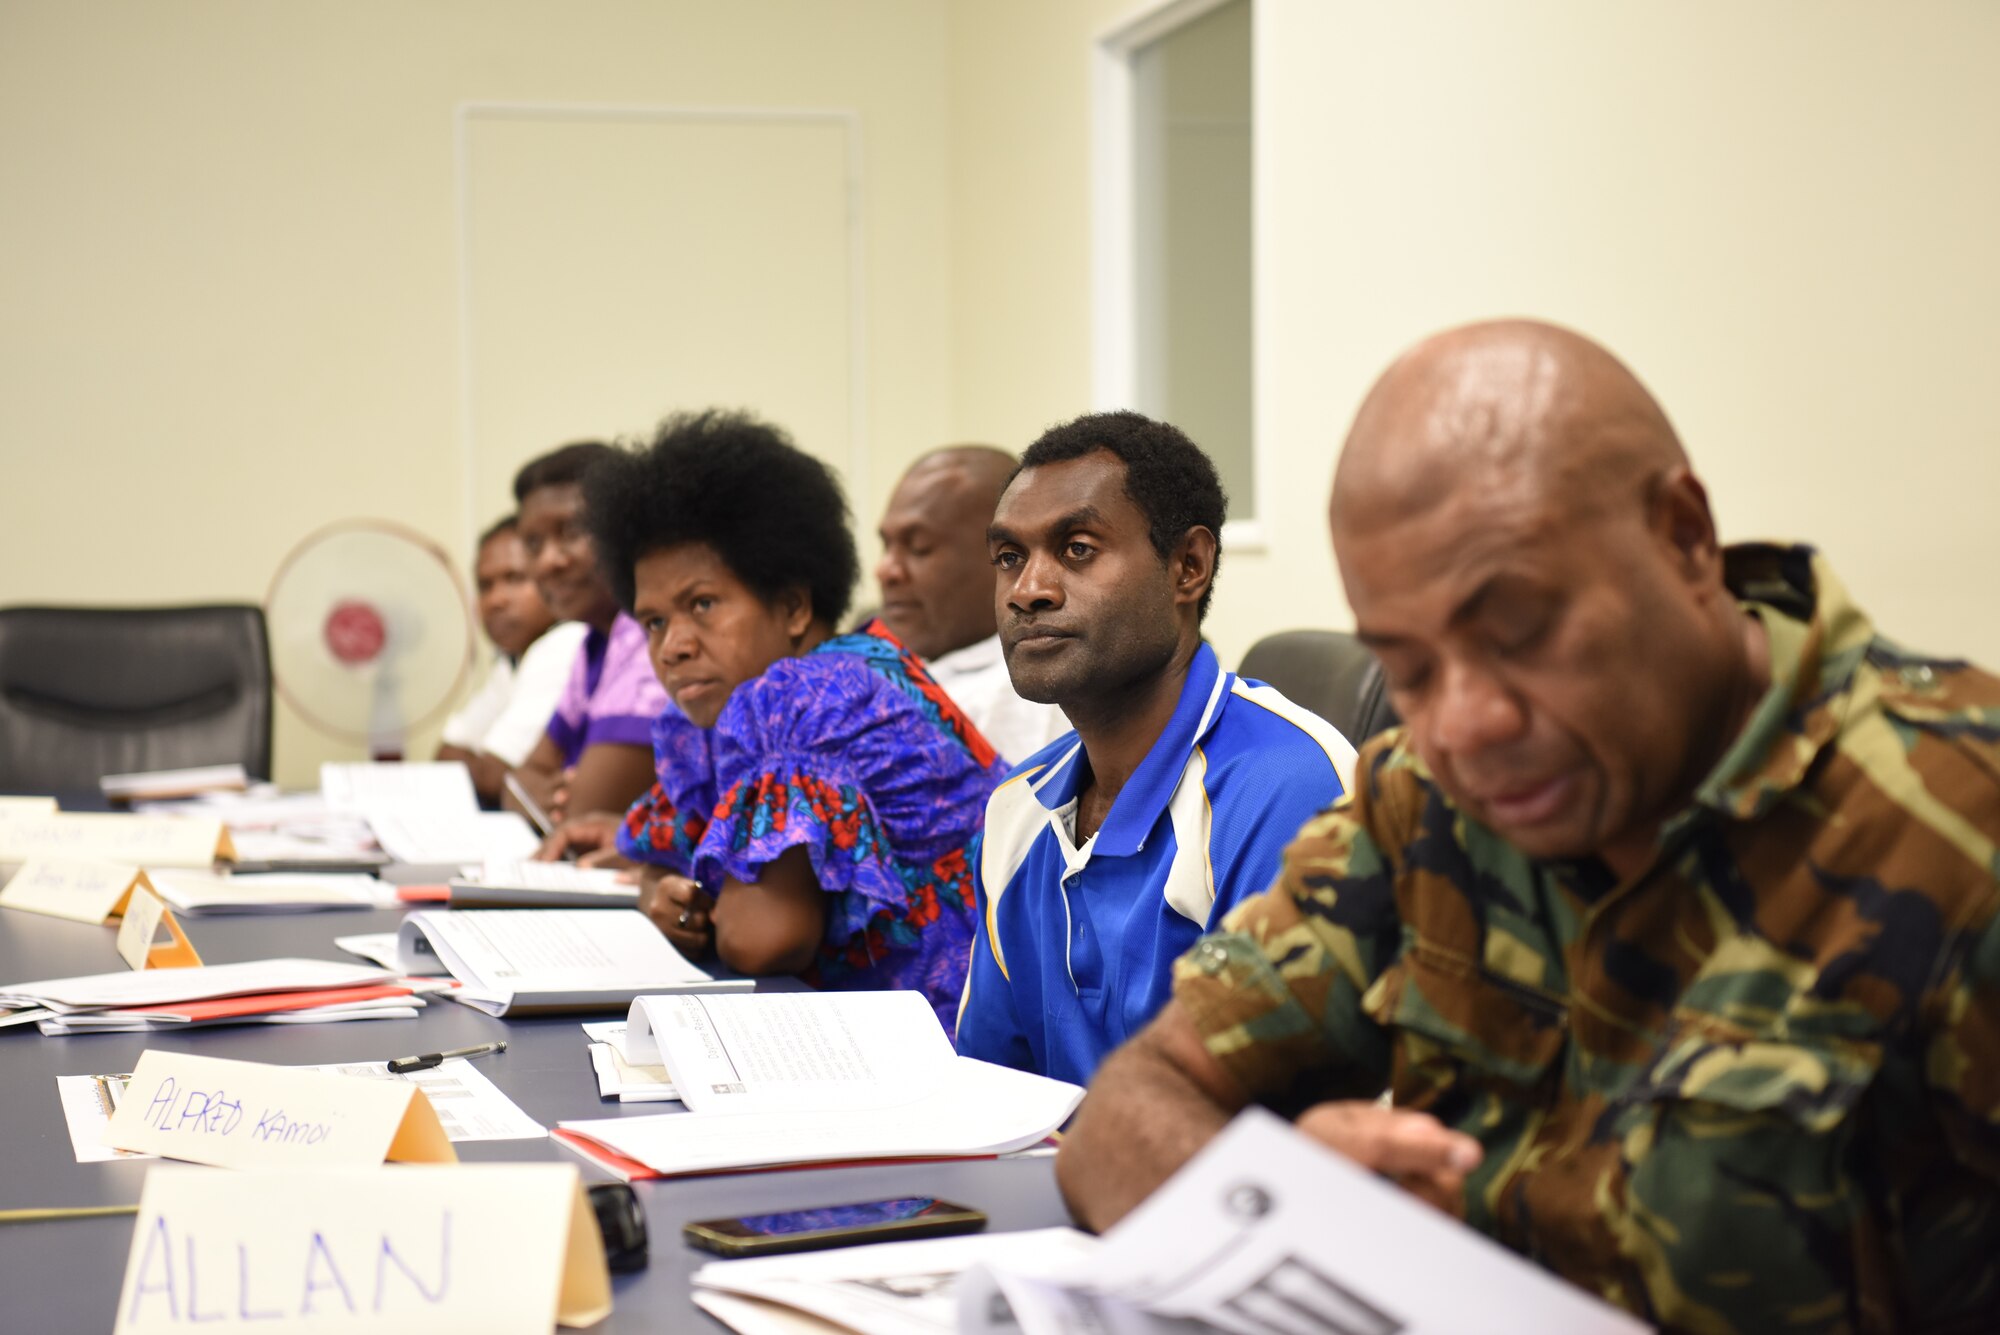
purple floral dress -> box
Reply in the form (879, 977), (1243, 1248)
(617, 622), (1005, 1034)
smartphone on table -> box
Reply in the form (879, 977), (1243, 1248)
(683, 1196), (987, 1258)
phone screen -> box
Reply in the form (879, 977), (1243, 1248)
(725, 1197), (954, 1237)
(685, 1196), (987, 1256)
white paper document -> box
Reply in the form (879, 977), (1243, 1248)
(368, 810), (541, 865)
(57, 1072), (152, 1163)
(397, 909), (747, 1014)
(626, 990), (957, 1114)
(693, 1230), (1102, 1335)
(476, 860), (631, 892)
(320, 761), (480, 817)
(337, 930), (446, 973)
(558, 1039), (1082, 1176)
(583, 1022), (678, 1101)
(967, 1108), (1649, 1335)
(447, 859), (638, 907)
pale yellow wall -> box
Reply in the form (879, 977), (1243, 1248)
(7, 0), (1999, 790)
(0, 0), (956, 786)
(950, 0), (2000, 674)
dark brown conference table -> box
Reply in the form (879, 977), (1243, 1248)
(0, 872), (1069, 1332)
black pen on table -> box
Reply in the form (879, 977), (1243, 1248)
(386, 1040), (506, 1074)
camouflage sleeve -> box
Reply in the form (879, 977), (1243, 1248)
(1172, 745), (1410, 1111)
(1927, 896), (2000, 1178)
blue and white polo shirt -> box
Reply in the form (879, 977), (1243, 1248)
(954, 641), (1355, 1085)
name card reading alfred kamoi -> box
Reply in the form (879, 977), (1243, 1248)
(0, 812), (235, 868)
(114, 1163), (613, 1334)
(105, 1051), (456, 1169)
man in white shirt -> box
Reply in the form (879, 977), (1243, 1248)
(875, 446), (1068, 765)
(437, 515), (587, 802)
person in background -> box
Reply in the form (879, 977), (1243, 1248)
(436, 515), (586, 804)
(953, 411), (1354, 1084)
(875, 446), (1068, 765)
(583, 411), (1005, 1032)
(506, 441), (665, 828)
(1056, 321), (2000, 1334)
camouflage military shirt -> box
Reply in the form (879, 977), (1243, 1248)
(1176, 545), (2000, 1334)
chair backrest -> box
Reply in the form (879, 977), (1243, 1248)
(0, 604), (272, 790)
(1238, 628), (1400, 746)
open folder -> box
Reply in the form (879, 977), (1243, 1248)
(554, 991), (1083, 1177)
(393, 909), (750, 1015)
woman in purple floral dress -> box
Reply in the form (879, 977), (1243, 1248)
(581, 411), (1005, 1033)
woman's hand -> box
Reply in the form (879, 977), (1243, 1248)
(638, 868), (716, 960)
(535, 810), (621, 862)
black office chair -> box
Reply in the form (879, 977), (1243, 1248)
(0, 605), (273, 790)
(1239, 628), (1400, 745)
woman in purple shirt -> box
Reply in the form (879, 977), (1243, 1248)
(585, 412), (1005, 1033)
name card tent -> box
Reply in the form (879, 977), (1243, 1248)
(115, 886), (204, 971)
(106, 1051), (456, 1170)
(114, 1164), (613, 1333)
(0, 813), (235, 868)
(0, 864), (203, 969)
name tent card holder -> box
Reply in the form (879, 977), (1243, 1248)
(113, 1163), (614, 1333)
(0, 812), (236, 869)
(1, 859), (160, 926)
(114, 884), (205, 971)
(0, 795), (59, 816)
(105, 1051), (457, 1169)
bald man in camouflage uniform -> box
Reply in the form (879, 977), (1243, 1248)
(1057, 320), (2000, 1334)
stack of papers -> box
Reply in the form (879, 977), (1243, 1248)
(0, 958), (436, 1035)
(554, 991), (1083, 1177)
(100, 763), (250, 802)
(444, 860), (638, 908)
(323, 762), (539, 864)
(138, 787), (385, 872)
(144, 870), (392, 915)
(391, 910), (748, 1015)
(582, 1020), (677, 1102)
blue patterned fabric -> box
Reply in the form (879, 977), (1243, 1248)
(617, 621), (1005, 1033)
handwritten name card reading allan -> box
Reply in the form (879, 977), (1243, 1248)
(113, 1163), (613, 1333)
(105, 1051), (456, 1169)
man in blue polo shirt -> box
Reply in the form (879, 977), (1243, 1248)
(956, 410), (1355, 1084)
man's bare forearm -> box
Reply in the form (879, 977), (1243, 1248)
(1055, 1005), (1248, 1232)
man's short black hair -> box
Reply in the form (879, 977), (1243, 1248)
(513, 441), (618, 504)
(477, 513), (518, 549)
(584, 410), (857, 627)
(1017, 410), (1227, 619)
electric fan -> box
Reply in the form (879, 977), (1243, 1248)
(265, 520), (476, 758)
